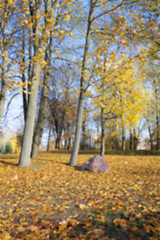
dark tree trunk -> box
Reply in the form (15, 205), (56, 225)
(129, 127), (133, 150)
(148, 124), (154, 150)
(121, 125), (125, 151)
(47, 127), (51, 152)
(82, 118), (87, 150)
(133, 128), (138, 150)
(100, 106), (105, 157)
(55, 136), (61, 149)
(156, 105), (160, 150)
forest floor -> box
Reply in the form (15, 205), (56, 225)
(0, 153), (159, 240)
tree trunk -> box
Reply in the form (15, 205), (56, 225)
(66, 122), (71, 150)
(121, 124), (125, 151)
(28, 27), (32, 104)
(100, 48), (106, 157)
(69, 1), (94, 166)
(148, 123), (154, 150)
(100, 106), (105, 157)
(155, 88), (160, 150)
(82, 118), (87, 150)
(0, 47), (7, 123)
(47, 127), (51, 151)
(55, 136), (61, 149)
(18, 0), (51, 167)
(69, 93), (85, 166)
(22, 26), (28, 122)
(31, 31), (52, 158)
(18, 62), (41, 166)
(129, 127), (133, 150)
(0, 14), (8, 124)
(67, 137), (71, 150)
(133, 128), (138, 150)
(156, 113), (160, 150)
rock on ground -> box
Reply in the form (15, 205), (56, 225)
(80, 155), (109, 173)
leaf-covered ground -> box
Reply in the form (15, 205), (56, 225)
(0, 153), (159, 240)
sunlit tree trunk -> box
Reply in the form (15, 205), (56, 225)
(0, 44), (8, 123)
(22, 26), (28, 122)
(31, 31), (52, 158)
(18, 0), (51, 167)
(0, 4), (8, 124)
(28, 27), (32, 104)
(69, 0), (94, 166)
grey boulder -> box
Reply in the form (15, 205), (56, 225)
(80, 155), (109, 173)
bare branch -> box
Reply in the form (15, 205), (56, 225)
(4, 93), (19, 120)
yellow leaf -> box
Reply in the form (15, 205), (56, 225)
(0, 232), (11, 240)
(78, 204), (87, 210)
(84, 220), (92, 226)
(54, 25), (60, 30)
(65, 12), (70, 20)
(17, 226), (25, 232)
(59, 220), (67, 231)
(28, 225), (39, 232)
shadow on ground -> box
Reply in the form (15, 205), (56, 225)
(0, 160), (18, 166)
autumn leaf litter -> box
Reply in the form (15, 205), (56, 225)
(0, 153), (159, 239)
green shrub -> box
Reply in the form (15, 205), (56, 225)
(5, 141), (13, 154)
(0, 142), (6, 154)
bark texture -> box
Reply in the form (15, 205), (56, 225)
(31, 32), (52, 158)
(69, 1), (94, 166)
(18, 0), (51, 167)
(0, 4), (8, 123)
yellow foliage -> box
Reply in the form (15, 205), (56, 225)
(95, 53), (146, 132)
